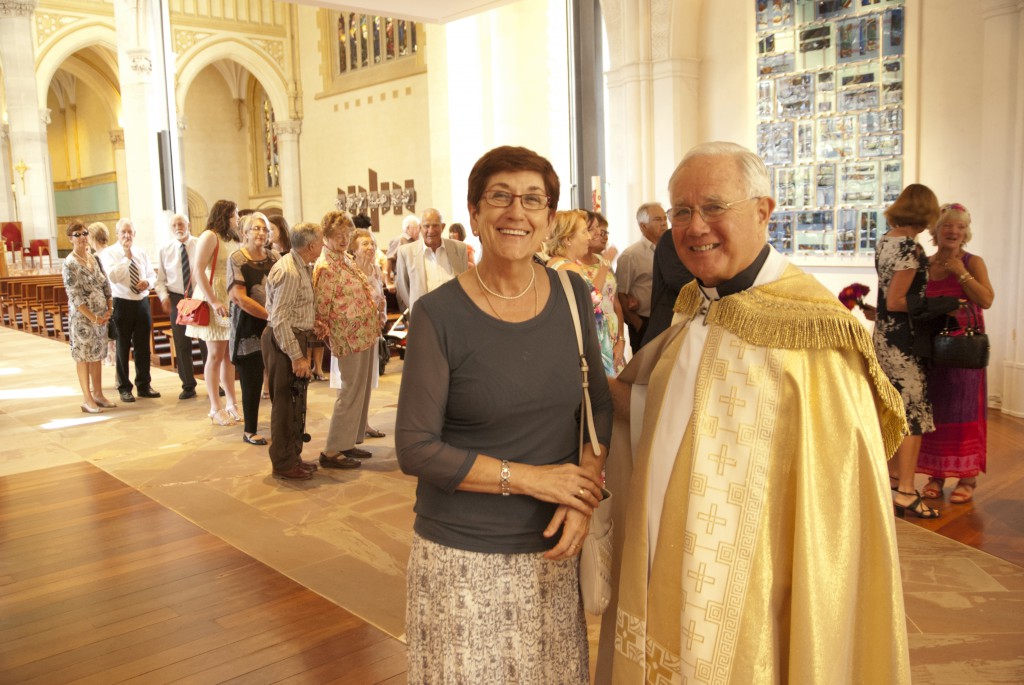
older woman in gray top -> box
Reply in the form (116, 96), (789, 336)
(396, 146), (612, 684)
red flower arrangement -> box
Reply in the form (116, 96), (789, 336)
(838, 282), (870, 311)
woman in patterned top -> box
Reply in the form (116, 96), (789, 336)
(547, 210), (624, 373)
(312, 210), (380, 469)
(227, 212), (279, 445)
(873, 184), (942, 519)
(396, 146), (611, 683)
(62, 221), (115, 413)
(579, 210), (626, 373)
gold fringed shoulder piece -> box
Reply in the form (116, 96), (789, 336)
(673, 265), (906, 457)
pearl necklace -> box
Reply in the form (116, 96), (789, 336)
(474, 265), (536, 300)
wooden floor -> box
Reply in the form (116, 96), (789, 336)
(0, 360), (1021, 685)
(0, 463), (407, 684)
(904, 410), (1024, 567)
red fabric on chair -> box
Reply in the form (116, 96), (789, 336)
(2, 222), (23, 252)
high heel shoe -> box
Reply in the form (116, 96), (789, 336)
(81, 403), (102, 414)
(225, 405), (242, 422)
(208, 409), (234, 426)
(893, 489), (940, 519)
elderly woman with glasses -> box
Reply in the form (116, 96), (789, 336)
(227, 212), (280, 445)
(396, 146), (611, 683)
(313, 210), (380, 469)
(62, 221), (115, 413)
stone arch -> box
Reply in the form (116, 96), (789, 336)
(51, 56), (121, 129)
(186, 187), (208, 233)
(36, 21), (119, 108)
(175, 37), (289, 122)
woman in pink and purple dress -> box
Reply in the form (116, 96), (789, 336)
(919, 203), (994, 505)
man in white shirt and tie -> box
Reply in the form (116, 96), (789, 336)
(155, 214), (207, 400)
(394, 208), (470, 313)
(101, 218), (161, 403)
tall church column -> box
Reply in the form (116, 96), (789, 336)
(980, 0), (1024, 416)
(0, 0), (57, 246)
(112, 0), (180, 255)
(0, 125), (15, 222)
(109, 128), (128, 218)
(274, 119), (302, 223)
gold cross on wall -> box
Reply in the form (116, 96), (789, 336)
(14, 160), (28, 194)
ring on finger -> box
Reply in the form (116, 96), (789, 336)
(578, 487), (586, 497)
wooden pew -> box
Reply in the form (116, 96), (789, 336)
(1, 275), (62, 332)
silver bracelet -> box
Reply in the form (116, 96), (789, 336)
(500, 460), (511, 496)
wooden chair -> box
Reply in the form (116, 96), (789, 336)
(23, 240), (53, 269)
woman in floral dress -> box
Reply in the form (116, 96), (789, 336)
(62, 221), (115, 413)
(547, 210), (624, 374)
(577, 211), (625, 374)
(873, 184), (941, 519)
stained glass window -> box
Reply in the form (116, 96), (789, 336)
(261, 96), (279, 190)
(334, 14), (420, 75)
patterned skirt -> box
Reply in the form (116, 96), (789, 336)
(406, 533), (589, 684)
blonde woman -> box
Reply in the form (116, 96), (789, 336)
(546, 210), (624, 373)
(88, 222), (116, 365)
(918, 202), (994, 504)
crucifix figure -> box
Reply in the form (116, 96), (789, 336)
(14, 160), (28, 194)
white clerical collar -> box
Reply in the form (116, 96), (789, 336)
(697, 245), (789, 301)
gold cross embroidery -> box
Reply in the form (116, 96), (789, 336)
(697, 504), (728, 535)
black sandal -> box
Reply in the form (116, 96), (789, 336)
(894, 489), (940, 519)
(243, 433), (268, 446)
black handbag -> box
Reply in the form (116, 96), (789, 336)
(932, 304), (989, 369)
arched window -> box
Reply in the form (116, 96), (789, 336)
(261, 96), (279, 190)
(247, 80), (281, 198)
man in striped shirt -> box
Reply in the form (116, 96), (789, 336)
(101, 218), (161, 403)
(261, 221), (325, 480)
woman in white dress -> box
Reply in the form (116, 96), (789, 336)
(186, 199), (241, 425)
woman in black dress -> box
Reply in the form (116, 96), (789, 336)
(227, 212), (279, 445)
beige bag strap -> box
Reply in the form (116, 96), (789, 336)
(557, 270), (602, 458)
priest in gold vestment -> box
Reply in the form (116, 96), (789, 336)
(598, 143), (911, 685)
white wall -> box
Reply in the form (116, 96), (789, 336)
(181, 66), (249, 216)
(293, 6), (433, 245)
(432, 0), (573, 242)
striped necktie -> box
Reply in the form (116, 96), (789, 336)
(129, 258), (141, 294)
(180, 244), (192, 297)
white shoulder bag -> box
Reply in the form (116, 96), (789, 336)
(557, 270), (613, 615)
